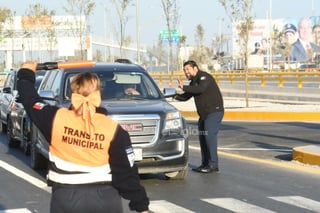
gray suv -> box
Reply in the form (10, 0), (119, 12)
(31, 61), (189, 179)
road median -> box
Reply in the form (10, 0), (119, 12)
(180, 110), (320, 121)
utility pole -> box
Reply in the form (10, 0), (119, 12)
(218, 18), (224, 54)
(311, 0), (315, 16)
(136, 0), (141, 64)
(268, 0), (272, 71)
(104, 5), (107, 61)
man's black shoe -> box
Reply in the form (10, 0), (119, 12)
(192, 165), (219, 173)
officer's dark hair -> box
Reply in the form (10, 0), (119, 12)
(183, 60), (199, 69)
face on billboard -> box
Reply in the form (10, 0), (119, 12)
(312, 25), (320, 46)
(285, 32), (297, 44)
(233, 17), (320, 56)
(298, 18), (312, 42)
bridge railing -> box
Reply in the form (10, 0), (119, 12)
(149, 69), (320, 88)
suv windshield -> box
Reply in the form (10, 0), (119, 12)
(64, 71), (161, 100)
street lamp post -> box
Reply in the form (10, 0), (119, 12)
(104, 5), (107, 61)
(312, 0), (315, 16)
(218, 18), (224, 53)
(136, 0), (141, 64)
(269, 0), (272, 71)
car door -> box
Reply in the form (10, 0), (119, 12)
(0, 71), (15, 130)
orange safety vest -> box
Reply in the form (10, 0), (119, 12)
(47, 108), (118, 184)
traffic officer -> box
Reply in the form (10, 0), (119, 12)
(17, 62), (149, 213)
(174, 60), (224, 173)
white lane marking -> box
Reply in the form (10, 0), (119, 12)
(269, 196), (320, 212)
(189, 145), (200, 151)
(219, 147), (292, 152)
(190, 145), (291, 152)
(149, 200), (195, 213)
(202, 198), (276, 213)
(0, 160), (51, 193)
(0, 208), (32, 212)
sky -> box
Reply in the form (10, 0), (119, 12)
(2, 0), (320, 47)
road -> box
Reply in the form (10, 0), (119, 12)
(0, 121), (320, 213)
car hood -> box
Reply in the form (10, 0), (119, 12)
(101, 99), (177, 115)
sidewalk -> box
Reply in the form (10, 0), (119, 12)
(170, 98), (320, 167)
(170, 98), (320, 121)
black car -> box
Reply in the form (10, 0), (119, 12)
(0, 70), (46, 154)
(30, 61), (189, 179)
(0, 69), (16, 133)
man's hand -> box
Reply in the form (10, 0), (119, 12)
(177, 78), (183, 89)
(21, 61), (37, 72)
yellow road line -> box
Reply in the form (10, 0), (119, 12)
(218, 150), (320, 175)
(189, 146), (320, 174)
(181, 111), (320, 121)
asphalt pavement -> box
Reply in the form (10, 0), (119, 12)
(169, 97), (320, 167)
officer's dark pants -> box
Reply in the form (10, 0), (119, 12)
(50, 184), (123, 213)
(198, 111), (224, 168)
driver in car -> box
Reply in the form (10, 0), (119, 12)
(123, 84), (140, 95)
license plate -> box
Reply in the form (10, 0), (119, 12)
(134, 148), (143, 161)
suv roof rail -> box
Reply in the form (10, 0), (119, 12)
(115, 58), (133, 64)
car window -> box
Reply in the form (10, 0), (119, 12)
(100, 71), (160, 100)
(64, 71), (161, 100)
(3, 72), (15, 92)
(35, 76), (44, 90)
(39, 70), (62, 97)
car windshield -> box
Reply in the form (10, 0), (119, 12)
(64, 71), (161, 100)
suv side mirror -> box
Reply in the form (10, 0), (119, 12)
(2, 87), (11, 94)
(11, 90), (20, 102)
(39, 90), (58, 105)
(163, 88), (176, 98)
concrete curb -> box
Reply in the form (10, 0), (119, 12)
(180, 110), (320, 167)
(180, 111), (320, 121)
(293, 145), (320, 166)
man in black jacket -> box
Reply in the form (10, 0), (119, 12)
(175, 60), (224, 173)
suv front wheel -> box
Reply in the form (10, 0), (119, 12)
(7, 116), (20, 148)
(30, 124), (48, 170)
(22, 119), (31, 155)
(2, 121), (7, 133)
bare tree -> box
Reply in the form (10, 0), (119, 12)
(46, 19), (58, 61)
(24, 3), (56, 61)
(93, 49), (103, 62)
(160, 0), (180, 72)
(0, 7), (12, 69)
(63, 0), (95, 60)
(5, 11), (16, 66)
(189, 24), (212, 68)
(193, 24), (206, 64)
(178, 34), (187, 67)
(195, 24), (204, 48)
(109, 0), (133, 58)
(0, 7), (11, 34)
(219, 0), (254, 107)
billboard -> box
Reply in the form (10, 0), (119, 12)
(232, 16), (320, 64)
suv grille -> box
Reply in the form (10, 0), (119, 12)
(110, 114), (160, 146)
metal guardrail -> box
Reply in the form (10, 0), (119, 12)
(149, 69), (320, 89)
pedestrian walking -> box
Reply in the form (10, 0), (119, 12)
(174, 60), (224, 173)
(17, 61), (149, 213)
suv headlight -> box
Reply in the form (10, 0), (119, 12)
(164, 111), (182, 131)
